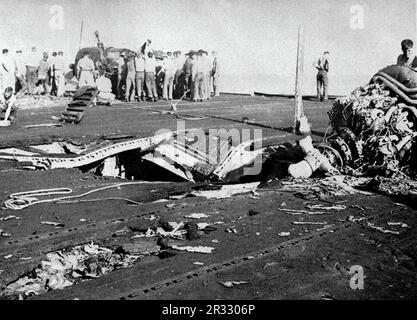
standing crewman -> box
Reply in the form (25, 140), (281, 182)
(315, 51), (330, 102)
(37, 52), (51, 94)
(77, 53), (96, 87)
(134, 52), (145, 101)
(50, 52), (58, 96)
(144, 42), (158, 102)
(211, 51), (220, 97)
(15, 50), (27, 95)
(201, 50), (211, 100)
(25, 47), (39, 95)
(191, 52), (204, 102)
(124, 52), (136, 102)
(162, 52), (175, 100)
(1, 49), (16, 93)
(54, 51), (66, 97)
(183, 51), (194, 97)
(396, 39), (417, 69)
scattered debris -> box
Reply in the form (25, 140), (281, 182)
(20, 257), (32, 261)
(4, 254), (13, 259)
(316, 224), (335, 231)
(278, 232), (291, 237)
(348, 215), (366, 223)
(193, 262), (205, 266)
(264, 262), (279, 269)
(171, 245), (215, 254)
(218, 281), (248, 288)
(143, 215), (158, 221)
(0, 242), (141, 299)
(292, 221), (327, 226)
(0, 215), (22, 221)
(248, 210), (261, 217)
(277, 208), (326, 215)
(367, 222), (401, 235)
(212, 239), (219, 243)
(191, 182), (259, 199)
(1, 230), (11, 237)
(225, 227), (237, 234)
(306, 204), (347, 211)
(120, 240), (160, 255)
(184, 213), (210, 219)
(41, 221), (65, 228)
(387, 222), (409, 228)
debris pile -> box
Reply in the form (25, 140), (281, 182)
(0, 242), (141, 300)
(14, 95), (71, 110)
(324, 82), (417, 177)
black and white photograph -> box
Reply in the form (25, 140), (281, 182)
(0, 0), (417, 308)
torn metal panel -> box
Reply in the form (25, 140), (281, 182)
(0, 131), (176, 170)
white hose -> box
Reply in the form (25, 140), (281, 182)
(4, 182), (149, 210)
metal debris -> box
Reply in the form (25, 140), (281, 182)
(387, 222), (409, 228)
(293, 221), (327, 226)
(367, 222), (401, 235)
(0, 215), (22, 221)
(184, 213), (210, 219)
(218, 281), (248, 288)
(306, 204), (347, 211)
(1, 242), (141, 299)
(278, 232), (291, 237)
(171, 245), (215, 254)
(41, 221), (65, 228)
(277, 208), (326, 215)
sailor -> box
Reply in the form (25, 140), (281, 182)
(144, 42), (158, 102)
(162, 52), (175, 100)
(191, 52), (204, 102)
(134, 51), (145, 101)
(50, 52), (58, 96)
(315, 51), (330, 101)
(183, 50), (194, 97)
(0, 87), (17, 123)
(37, 52), (51, 94)
(14, 50), (27, 95)
(54, 51), (66, 97)
(201, 50), (212, 100)
(124, 52), (136, 102)
(211, 51), (220, 97)
(173, 51), (185, 97)
(96, 67), (115, 105)
(397, 39), (417, 69)
(1, 49), (16, 94)
(25, 47), (39, 94)
(77, 53), (96, 87)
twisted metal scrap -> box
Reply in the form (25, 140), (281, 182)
(326, 80), (417, 177)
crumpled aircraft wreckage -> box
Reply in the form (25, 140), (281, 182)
(2, 64), (417, 184)
(0, 127), (283, 183)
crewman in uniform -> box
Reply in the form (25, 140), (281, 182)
(54, 51), (66, 97)
(14, 50), (27, 95)
(315, 51), (330, 101)
(1, 49), (16, 93)
(77, 53), (96, 87)
(144, 43), (158, 102)
(183, 51), (194, 97)
(134, 51), (145, 101)
(211, 51), (220, 97)
(124, 52), (136, 102)
(162, 52), (175, 100)
(191, 52), (204, 102)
